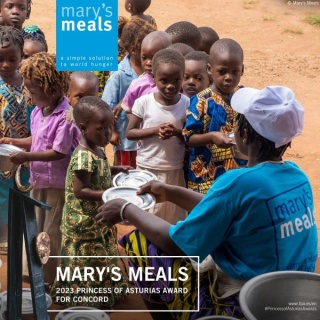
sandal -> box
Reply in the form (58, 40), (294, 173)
(0, 242), (8, 255)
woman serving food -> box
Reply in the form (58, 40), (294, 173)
(96, 86), (318, 319)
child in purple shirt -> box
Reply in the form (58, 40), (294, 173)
(6, 52), (81, 286)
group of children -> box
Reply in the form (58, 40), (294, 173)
(0, 0), (247, 311)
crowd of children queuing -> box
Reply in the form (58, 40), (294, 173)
(0, 0), (271, 316)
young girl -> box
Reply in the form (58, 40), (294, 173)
(51, 96), (129, 307)
(0, 0), (32, 30)
(126, 49), (189, 224)
(5, 52), (81, 285)
(21, 24), (48, 60)
(102, 17), (155, 168)
(0, 26), (33, 254)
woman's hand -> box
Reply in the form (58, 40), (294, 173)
(96, 198), (127, 228)
(137, 180), (168, 203)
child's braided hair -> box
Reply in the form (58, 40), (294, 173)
(21, 24), (48, 51)
(20, 52), (70, 97)
(0, 25), (24, 53)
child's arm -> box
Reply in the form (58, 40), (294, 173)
(184, 95), (233, 148)
(0, 136), (32, 149)
(111, 166), (132, 176)
(188, 132), (233, 148)
(110, 121), (121, 146)
(73, 170), (104, 201)
(102, 73), (122, 146)
(9, 149), (65, 165)
(159, 123), (183, 140)
(126, 114), (159, 140)
(113, 100), (123, 121)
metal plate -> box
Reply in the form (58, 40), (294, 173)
(55, 307), (109, 320)
(0, 144), (23, 156)
(0, 288), (52, 314)
(112, 170), (157, 187)
(102, 187), (156, 210)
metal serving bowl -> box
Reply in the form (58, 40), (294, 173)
(197, 316), (239, 319)
(239, 271), (320, 320)
(0, 144), (22, 172)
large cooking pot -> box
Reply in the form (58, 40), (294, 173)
(239, 271), (320, 320)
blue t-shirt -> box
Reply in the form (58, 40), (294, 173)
(169, 161), (318, 281)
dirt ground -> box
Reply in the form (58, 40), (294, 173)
(1, 0), (320, 319)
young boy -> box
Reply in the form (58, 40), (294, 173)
(67, 72), (99, 107)
(183, 38), (244, 194)
(126, 49), (189, 224)
(121, 30), (171, 113)
(182, 50), (212, 98)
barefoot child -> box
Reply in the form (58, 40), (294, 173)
(51, 96), (128, 307)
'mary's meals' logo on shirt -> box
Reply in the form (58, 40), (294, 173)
(267, 182), (315, 239)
